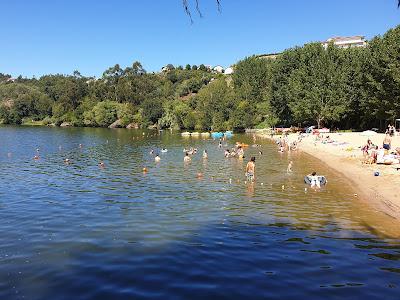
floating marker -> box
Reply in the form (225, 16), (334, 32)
(282, 185), (285, 190)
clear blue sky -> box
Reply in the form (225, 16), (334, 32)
(0, 0), (399, 77)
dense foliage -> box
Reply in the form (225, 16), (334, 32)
(1, 25), (399, 130)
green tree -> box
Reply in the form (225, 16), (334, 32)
(287, 43), (349, 128)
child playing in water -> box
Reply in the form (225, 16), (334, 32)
(245, 157), (256, 182)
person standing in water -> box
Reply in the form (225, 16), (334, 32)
(184, 152), (191, 163)
(154, 154), (161, 162)
(245, 157), (256, 182)
(203, 150), (208, 159)
(287, 161), (293, 173)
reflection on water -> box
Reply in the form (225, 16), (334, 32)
(0, 126), (399, 299)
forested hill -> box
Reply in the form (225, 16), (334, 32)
(1, 25), (399, 131)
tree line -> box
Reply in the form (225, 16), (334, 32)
(0, 25), (399, 131)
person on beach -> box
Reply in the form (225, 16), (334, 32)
(383, 134), (392, 150)
(154, 154), (161, 162)
(184, 152), (191, 163)
(362, 139), (373, 156)
(245, 157), (256, 182)
(387, 124), (395, 137)
(287, 161), (293, 173)
(309, 171), (320, 189)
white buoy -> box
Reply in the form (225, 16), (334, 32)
(282, 185), (285, 190)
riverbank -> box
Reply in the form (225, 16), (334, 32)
(256, 131), (400, 221)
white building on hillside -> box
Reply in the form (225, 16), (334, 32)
(224, 67), (234, 75)
(322, 36), (367, 49)
(213, 65), (224, 73)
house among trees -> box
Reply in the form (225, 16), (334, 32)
(224, 67), (234, 75)
(322, 36), (367, 49)
(212, 65), (224, 73)
(161, 64), (175, 72)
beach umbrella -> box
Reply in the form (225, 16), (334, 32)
(360, 130), (377, 136)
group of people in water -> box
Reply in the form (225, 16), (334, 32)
(29, 132), (325, 190)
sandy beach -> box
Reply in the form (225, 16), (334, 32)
(258, 131), (400, 221)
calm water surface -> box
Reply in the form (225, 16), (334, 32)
(0, 126), (399, 299)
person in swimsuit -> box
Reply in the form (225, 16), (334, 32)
(383, 134), (391, 150)
(184, 152), (191, 163)
(245, 157), (256, 182)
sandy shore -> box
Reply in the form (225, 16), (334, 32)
(258, 132), (400, 220)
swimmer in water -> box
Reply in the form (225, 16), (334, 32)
(99, 161), (105, 168)
(34, 155), (40, 160)
(309, 171), (320, 189)
(203, 150), (208, 159)
(64, 158), (71, 164)
(79, 144), (83, 148)
(287, 161), (293, 173)
(154, 154), (161, 162)
(150, 149), (154, 155)
(218, 140), (222, 148)
(184, 152), (191, 163)
(224, 149), (230, 158)
(258, 151), (263, 155)
(245, 157), (256, 182)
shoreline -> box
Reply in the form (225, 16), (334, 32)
(256, 131), (400, 221)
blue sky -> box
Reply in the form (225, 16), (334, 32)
(0, 0), (399, 77)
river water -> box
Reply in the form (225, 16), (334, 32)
(0, 126), (399, 299)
